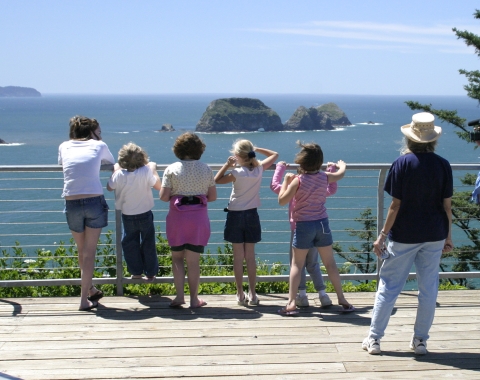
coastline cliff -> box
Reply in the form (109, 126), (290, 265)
(0, 86), (41, 97)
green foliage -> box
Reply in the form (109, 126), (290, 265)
(2, 228), (471, 297)
(316, 102), (346, 120)
(331, 208), (379, 284)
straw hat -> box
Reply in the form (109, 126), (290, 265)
(401, 112), (442, 143)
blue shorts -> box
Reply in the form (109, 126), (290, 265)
(64, 195), (109, 233)
(293, 217), (333, 249)
(224, 208), (261, 244)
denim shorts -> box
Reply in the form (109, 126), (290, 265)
(224, 208), (261, 244)
(170, 244), (204, 254)
(293, 217), (333, 249)
(64, 195), (109, 233)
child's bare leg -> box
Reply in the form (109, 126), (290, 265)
(286, 247), (308, 310)
(72, 227), (101, 310)
(318, 246), (352, 308)
(184, 249), (202, 307)
(171, 250), (186, 304)
(232, 243), (246, 301)
(244, 243), (257, 300)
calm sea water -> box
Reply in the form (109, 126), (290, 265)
(1, 94), (480, 285)
(1, 94), (480, 165)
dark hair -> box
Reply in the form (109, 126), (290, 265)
(69, 116), (100, 140)
(294, 141), (323, 173)
(402, 136), (437, 154)
(117, 143), (148, 171)
(173, 132), (206, 160)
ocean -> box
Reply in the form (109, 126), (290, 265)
(1, 94), (480, 166)
(1, 94), (480, 283)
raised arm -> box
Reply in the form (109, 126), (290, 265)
(215, 156), (236, 184)
(325, 160), (346, 183)
(270, 162), (287, 194)
(325, 162), (338, 196)
(278, 173), (299, 206)
(256, 147), (279, 170)
(106, 163), (122, 191)
(147, 162), (161, 191)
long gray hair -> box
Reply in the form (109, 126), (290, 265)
(400, 136), (437, 155)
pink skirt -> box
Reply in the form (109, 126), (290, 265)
(165, 195), (210, 247)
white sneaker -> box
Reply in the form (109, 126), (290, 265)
(319, 294), (333, 307)
(362, 337), (381, 355)
(295, 294), (309, 307)
(236, 292), (247, 306)
(410, 336), (427, 355)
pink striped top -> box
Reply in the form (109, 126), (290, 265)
(291, 172), (329, 223)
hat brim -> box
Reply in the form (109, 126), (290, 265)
(400, 124), (442, 143)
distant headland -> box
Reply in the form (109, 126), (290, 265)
(0, 86), (41, 97)
(195, 98), (351, 133)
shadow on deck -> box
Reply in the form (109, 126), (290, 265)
(0, 290), (479, 379)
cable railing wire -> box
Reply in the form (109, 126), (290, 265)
(1, 163), (480, 294)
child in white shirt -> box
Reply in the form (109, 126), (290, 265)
(108, 143), (161, 281)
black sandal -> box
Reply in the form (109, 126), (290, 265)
(87, 286), (104, 302)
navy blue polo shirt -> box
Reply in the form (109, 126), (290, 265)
(384, 152), (453, 244)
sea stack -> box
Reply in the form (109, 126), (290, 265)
(195, 98), (284, 132)
(283, 102), (351, 131)
(159, 124), (175, 132)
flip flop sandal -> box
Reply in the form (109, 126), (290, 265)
(189, 299), (207, 309)
(340, 304), (356, 313)
(278, 307), (299, 316)
(79, 301), (98, 311)
(87, 290), (103, 302)
(169, 301), (186, 308)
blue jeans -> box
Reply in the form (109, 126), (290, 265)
(368, 239), (444, 341)
(121, 211), (158, 277)
(289, 231), (326, 291)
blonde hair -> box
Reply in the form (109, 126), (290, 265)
(231, 139), (259, 168)
(117, 143), (149, 171)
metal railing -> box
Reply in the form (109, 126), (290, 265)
(1, 163), (480, 295)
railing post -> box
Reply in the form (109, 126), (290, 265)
(376, 168), (388, 286)
(115, 209), (124, 296)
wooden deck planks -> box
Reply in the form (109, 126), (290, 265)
(0, 290), (479, 379)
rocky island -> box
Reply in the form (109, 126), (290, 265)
(158, 123), (175, 132)
(0, 86), (41, 97)
(284, 102), (351, 131)
(195, 98), (283, 132)
(195, 98), (351, 133)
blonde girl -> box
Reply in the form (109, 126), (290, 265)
(215, 140), (278, 306)
(278, 141), (354, 315)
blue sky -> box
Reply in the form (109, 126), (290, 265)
(2, 0), (480, 95)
